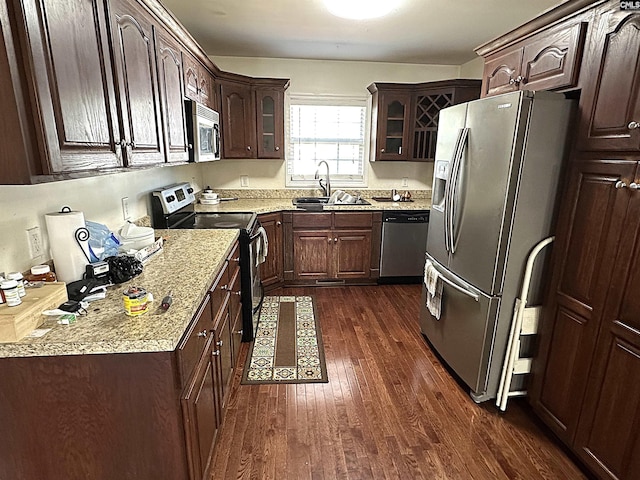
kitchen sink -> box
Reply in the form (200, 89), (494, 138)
(292, 196), (371, 208)
(293, 196), (331, 204)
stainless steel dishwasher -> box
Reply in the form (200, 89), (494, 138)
(379, 211), (430, 281)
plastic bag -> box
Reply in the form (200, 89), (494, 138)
(85, 221), (121, 261)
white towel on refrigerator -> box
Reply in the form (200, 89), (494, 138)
(424, 259), (443, 320)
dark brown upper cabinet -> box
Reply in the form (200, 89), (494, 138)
(256, 88), (285, 159)
(155, 29), (189, 164)
(219, 79), (256, 159)
(480, 19), (587, 97)
(109, 0), (164, 167)
(218, 76), (289, 159)
(16, 0), (124, 176)
(369, 87), (412, 161)
(368, 80), (481, 162)
(183, 50), (217, 111)
(4, 0), (204, 183)
(577, 7), (640, 152)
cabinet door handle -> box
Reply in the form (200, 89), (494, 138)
(398, 146), (402, 155)
(616, 181), (628, 189)
(328, 237), (332, 243)
(334, 237), (338, 243)
(381, 148), (385, 153)
(232, 291), (242, 296)
(217, 340), (223, 347)
(212, 350), (220, 356)
(509, 75), (523, 86)
(221, 284), (228, 291)
(247, 146), (251, 151)
(276, 221), (282, 226)
(197, 330), (208, 338)
(275, 146), (280, 151)
(630, 182), (639, 190)
(234, 329), (243, 335)
(628, 121), (640, 130)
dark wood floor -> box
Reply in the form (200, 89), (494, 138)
(210, 285), (586, 479)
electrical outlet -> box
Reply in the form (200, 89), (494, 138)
(401, 177), (409, 187)
(121, 197), (131, 221)
(27, 226), (43, 259)
(240, 175), (249, 187)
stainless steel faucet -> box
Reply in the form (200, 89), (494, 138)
(314, 160), (331, 197)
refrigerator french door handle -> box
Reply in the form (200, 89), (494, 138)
(449, 127), (469, 255)
(437, 273), (480, 302)
(444, 129), (465, 253)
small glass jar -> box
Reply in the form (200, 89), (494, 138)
(27, 265), (57, 283)
(1, 280), (22, 307)
(7, 272), (26, 297)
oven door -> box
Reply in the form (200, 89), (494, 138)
(248, 227), (266, 337)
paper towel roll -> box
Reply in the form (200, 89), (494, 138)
(45, 208), (89, 283)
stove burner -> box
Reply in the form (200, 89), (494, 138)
(193, 212), (256, 230)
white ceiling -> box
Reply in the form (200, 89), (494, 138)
(160, 0), (564, 65)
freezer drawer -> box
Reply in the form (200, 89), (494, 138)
(419, 262), (500, 397)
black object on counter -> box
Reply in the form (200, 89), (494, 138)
(160, 291), (173, 310)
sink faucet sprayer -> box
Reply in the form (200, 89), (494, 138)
(314, 160), (331, 197)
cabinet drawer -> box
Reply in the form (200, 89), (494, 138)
(177, 294), (213, 387)
(334, 212), (373, 228)
(228, 267), (242, 324)
(210, 261), (230, 312)
(292, 212), (332, 229)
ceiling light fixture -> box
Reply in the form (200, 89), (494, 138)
(323, 0), (403, 20)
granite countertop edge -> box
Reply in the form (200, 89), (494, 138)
(195, 197), (432, 214)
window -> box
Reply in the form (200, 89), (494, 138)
(287, 95), (368, 187)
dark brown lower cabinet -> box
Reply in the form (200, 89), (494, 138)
(573, 172), (640, 479)
(531, 160), (640, 479)
(285, 211), (380, 285)
(0, 352), (189, 480)
(258, 212), (284, 290)
(0, 242), (241, 480)
(181, 333), (220, 480)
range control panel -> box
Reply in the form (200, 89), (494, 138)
(152, 183), (196, 214)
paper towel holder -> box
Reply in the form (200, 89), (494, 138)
(74, 227), (91, 263)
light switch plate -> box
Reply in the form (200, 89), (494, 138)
(240, 175), (249, 187)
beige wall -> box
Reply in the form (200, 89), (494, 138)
(0, 164), (203, 274)
(201, 56), (482, 191)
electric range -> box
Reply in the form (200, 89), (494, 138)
(150, 183), (263, 341)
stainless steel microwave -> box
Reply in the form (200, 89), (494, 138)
(185, 99), (221, 162)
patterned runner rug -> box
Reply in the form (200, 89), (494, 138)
(241, 295), (328, 384)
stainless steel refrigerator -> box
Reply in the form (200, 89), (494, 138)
(420, 90), (574, 403)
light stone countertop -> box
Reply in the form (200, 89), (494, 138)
(0, 229), (239, 358)
(0, 193), (430, 359)
(195, 197), (432, 214)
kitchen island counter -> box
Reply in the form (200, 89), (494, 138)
(0, 229), (239, 358)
